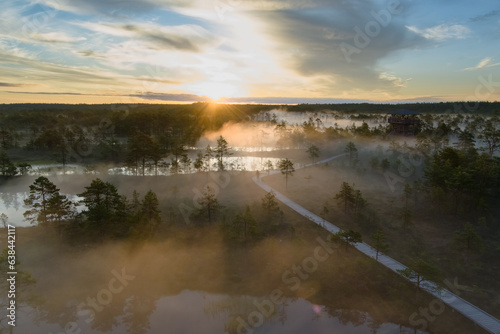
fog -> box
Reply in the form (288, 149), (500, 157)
(200, 121), (280, 151)
(1, 224), (435, 334)
(0, 110), (496, 334)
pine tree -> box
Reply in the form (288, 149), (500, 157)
(344, 142), (358, 167)
(231, 205), (257, 242)
(306, 145), (320, 163)
(78, 178), (124, 227)
(0, 213), (8, 228)
(0, 150), (17, 176)
(215, 136), (232, 171)
(24, 176), (73, 227)
(138, 190), (161, 238)
(17, 162), (32, 175)
(204, 145), (213, 172)
(264, 160), (274, 175)
(194, 152), (204, 172)
(180, 154), (192, 174)
(398, 258), (440, 293)
(278, 158), (294, 190)
(371, 228), (389, 261)
(262, 191), (281, 222)
(335, 182), (355, 214)
(197, 186), (222, 224)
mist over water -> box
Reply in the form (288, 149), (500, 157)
(1, 227), (431, 334)
(1, 109), (494, 334)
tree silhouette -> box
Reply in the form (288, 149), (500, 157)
(204, 145), (213, 172)
(131, 190), (161, 239)
(231, 205), (257, 242)
(452, 222), (483, 270)
(169, 158), (181, 175)
(264, 160), (274, 175)
(453, 222), (483, 252)
(0, 150), (17, 177)
(371, 228), (389, 261)
(0, 213), (8, 228)
(17, 162), (32, 175)
(0, 128), (14, 149)
(478, 118), (500, 156)
(278, 158), (294, 190)
(332, 230), (362, 250)
(261, 191), (281, 223)
(344, 142), (358, 167)
(78, 178), (127, 236)
(126, 132), (165, 176)
(24, 176), (73, 228)
(180, 154), (192, 174)
(398, 258), (440, 293)
(197, 186), (222, 224)
(306, 145), (320, 163)
(193, 152), (204, 172)
(215, 136), (232, 171)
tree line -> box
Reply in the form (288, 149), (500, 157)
(23, 176), (161, 241)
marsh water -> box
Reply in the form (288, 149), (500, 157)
(8, 290), (425, 333)
(0, 192), (83, 227)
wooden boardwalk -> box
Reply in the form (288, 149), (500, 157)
(252, 154), (500, 334)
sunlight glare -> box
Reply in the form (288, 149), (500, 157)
(194, 81), (239, 101)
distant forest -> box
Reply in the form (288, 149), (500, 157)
(0, 101), (498, 143)
(0, 103), (275, 135)
(0, 101), (498, 170)
(286, 101), (500, 114)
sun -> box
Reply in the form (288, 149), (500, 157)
(192, 82), (240, 101)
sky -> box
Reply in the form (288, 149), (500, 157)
(0, 0), (499, 104)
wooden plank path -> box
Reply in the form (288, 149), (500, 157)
(252, 153), (500, 334)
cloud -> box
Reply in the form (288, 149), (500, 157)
(470, 9), (500, 22)
(31, 32), (86, 43)
(77, 22), (219, 52)
(0, 52), (119, 85)
(77, 50), (106, 58)
(406, 24), (470, 41)
(134, 77), (183, 85)
(219, 96), (375, 104)
(5, 91), (109, 96)
(463, 57), (500, 71)
(130, 92), (212, 102)
(379, 72), (412, 88)
(130, 92), (378, 103)
(37, 0), (189, 17)
(0, 82), (29, 87)
(250, 0), (423, 93)
(386, 96), (446, 103)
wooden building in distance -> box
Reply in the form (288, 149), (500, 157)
(388, 109), (421, 135)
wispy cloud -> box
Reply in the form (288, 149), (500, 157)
(130, 92), (212, 102)
(32, 32), (86, 43)
(379, 72), (412, 88)
(77, 21), (219, 52)
(37, 0), (182, 16)
(76, 50), (106, 58)
(5, 91), (111, 96)
(407, 24), (470, 41)
(0, 82), (31, 87)
(463, 57), (500, 71)
(470, 9), (500, 22)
